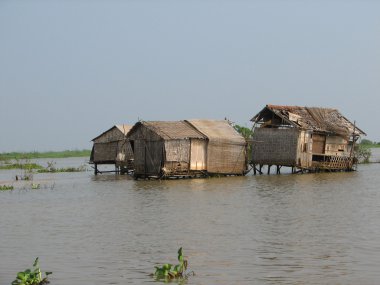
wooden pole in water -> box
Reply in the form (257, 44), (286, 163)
(348, 121), (356, 170)
(95, 163), (98, 175)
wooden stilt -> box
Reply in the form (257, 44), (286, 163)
(267, 165), (271, 175)
(259, 164), (263, 175)
(253, 164), (257, 175)
(95, 163), (98, 175)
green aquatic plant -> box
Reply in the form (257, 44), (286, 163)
(153, 247), (193, 282)
(31, 184), (41, 190)
(12, 257), (52, 285)
(0, 185), (14, 190)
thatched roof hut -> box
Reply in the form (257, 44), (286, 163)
(90, 125), (133, 173)
(127, 121), (207, 178)
(250, 105), (366, 172)
(128, 120), (247, 179)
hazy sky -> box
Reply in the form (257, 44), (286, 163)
(1, 0), (379, 152)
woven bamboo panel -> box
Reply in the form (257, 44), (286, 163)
(313, 156), (353, 170)
(207, 141), (246, 174)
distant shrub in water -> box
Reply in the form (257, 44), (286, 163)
(12, 257), (52, 285)
(357, 145), (372, 163)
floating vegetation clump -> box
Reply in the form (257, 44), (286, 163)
(0, 185), (14, 191)
(37, 161), (87, 173)
(153, 247), (194, 282)
(31, 183), (40, 190)
(12, 257), (52, 285)
(0, 163), (44, 170)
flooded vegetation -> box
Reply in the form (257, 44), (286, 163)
(1, 154), (380, 284)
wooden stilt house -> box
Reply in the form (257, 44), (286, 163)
(127, 120), (248, 179)
(250, 105), (366, 173)
(90, 125), (134, 174)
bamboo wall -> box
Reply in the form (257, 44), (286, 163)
(252, 128), (299, 166)
(92, 141), (119, 163)
(207, 141), (246, 174)
(91, 127), (133, 166)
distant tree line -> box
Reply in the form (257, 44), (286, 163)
(360, 139), (380, 147)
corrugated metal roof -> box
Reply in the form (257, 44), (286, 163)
(142, 121), (207, 140)
(187, 119), (246, 144)
(251, 105), (366, 136)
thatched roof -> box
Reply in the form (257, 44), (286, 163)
(251, 105), (366, 137)
(92, 124), (132, 142)
(130, 121), (207, 140)
(187, 119), (246, 145)
(115, 125), (132, 135)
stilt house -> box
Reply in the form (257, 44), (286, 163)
(90, 125), (134, 174)
(127, 120), (247, 179)
(250, 105), (366, 173)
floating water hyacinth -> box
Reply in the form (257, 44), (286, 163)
(153, 247), (194, 282)
(12, 257), (52, 285)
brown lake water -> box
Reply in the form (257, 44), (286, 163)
(1, 155), (380, 285)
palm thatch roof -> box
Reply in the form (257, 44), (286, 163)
(187, 119), (246, 145)
(92, 124), (132, 142)
(251, 105), (366, 137)
(128, 121), (207, 140)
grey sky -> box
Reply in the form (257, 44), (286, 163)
(1, 0), (379, 152)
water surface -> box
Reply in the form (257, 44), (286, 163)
(1, 158), (380, 284)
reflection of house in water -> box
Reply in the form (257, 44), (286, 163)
(127, 120), (247, 179)
(250, 105), (366, 174)
(90, 125), (133, 174)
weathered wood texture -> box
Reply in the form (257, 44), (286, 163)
(128, 125), (164, 176)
